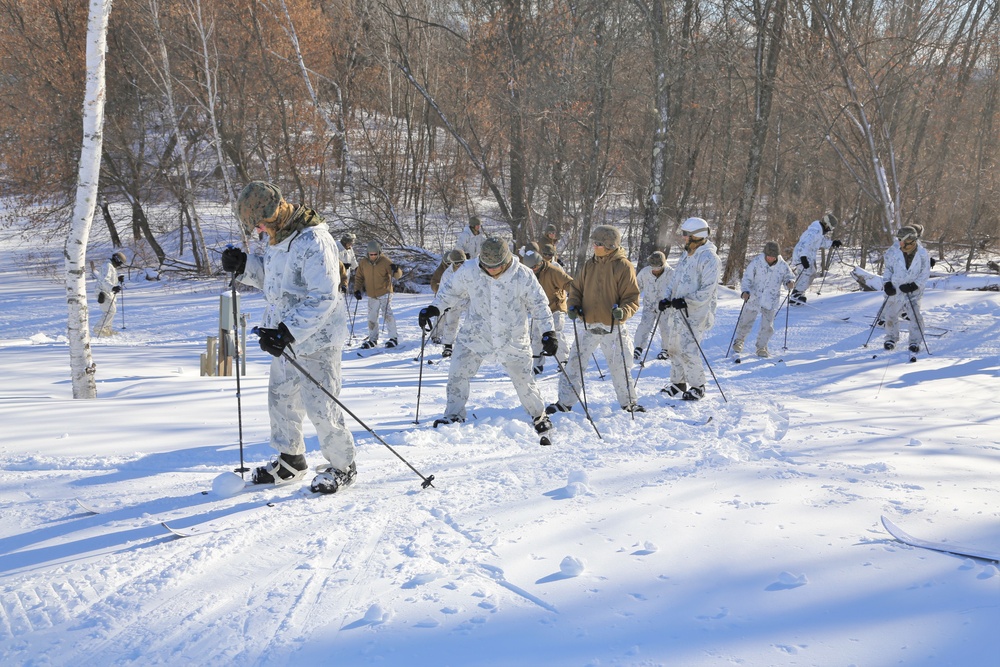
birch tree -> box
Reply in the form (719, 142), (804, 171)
(66, 0), (113, 400)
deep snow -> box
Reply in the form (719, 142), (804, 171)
(2, 235), (1000, 667)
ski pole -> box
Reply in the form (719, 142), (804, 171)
(96, 290), (118, 334)
(412, 307), (450, 361)
(782, 284), (792, 351)
(552, 356), (603, 440)
(267, 342), (435, 489)
(613, 310), (637, 421)
(634, 308), (663, 384)
(905, 291), (932, 355)
(414, 329), (427, 424)
(863, 295), (890, 348)
(348, 295), (360, 340)
(580, 312), (605, 380)
(229, 272), (249, 476)
(570, 315), (591, 414)
(677, 307), (728, 403)
(118, 276), (126, 330)
(726, 298), (748, 358)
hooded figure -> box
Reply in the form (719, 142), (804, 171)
(732, 240), (795, 358)
(881, 226), (931, 354)
(336, 232), (358, 289)
(93, 251), (126, 336)
(633, 251), (674, 362)
(523, 249), (574, 374)
(548, 224), (643, 414)
(657, 217), (720, 400)
(790, 213), (841, 304)
(431, 249), (469, 355)
(221, 180), (356, 494)
(420, 236), (556, 434)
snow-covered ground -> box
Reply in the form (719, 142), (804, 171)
(2, 236), (1000, 667)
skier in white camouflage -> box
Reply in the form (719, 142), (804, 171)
(93, 251), (126, 336)
(790, 213), (841, 305)
(658, 217), (720, 400)
(732, 240), (795, 358)
(548, 224), (644, 414)
(632, 251), (673, 362)
(336, 232), (358, 291)
(881, 225), (931, 354)
(456, 215), (486, 259)
(221, 181), (356, 495)
(419, 236), (557, 435)
(432, 249), (468, 357)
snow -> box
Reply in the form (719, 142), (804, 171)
(2, 235), (1000, 666)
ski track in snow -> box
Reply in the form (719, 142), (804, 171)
(3, 237), (1000, 665)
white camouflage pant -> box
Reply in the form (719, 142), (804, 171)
(94, 293), (117, 334)
(432, 305), (462, 345)
(884, 293), (923, 347)
(733, 304), (778, 353)
(633, 306), (669, 354)
(530, 311), (568, 371)
(665, 311), (708, 389)
(558, 322), (637, 409)
(444, 342), (545, 421)
(366, 294), (397, 343)
(793, 262), (818, 294)
(268, 350), (355, 470)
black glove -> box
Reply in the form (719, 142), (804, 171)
(611, 306), (625, 321)
(221, 246), (247, 274)
(831, 239), (843, 249)
(111, 285), (121, 294)
(658, 298), (670, 312)
(671, 297), (688, 311)
(567, 305), (581, 321)
(97, 292), (106, 304)
(418, 305), (440, 332)
(800, 256), (810, 270)
(900, 282), (918, 294)
(256, 323), (294, 357)
(354, 290), (363, 301)
(930, 257), (937, 268)
(541, 331), (558, 356)
(339, 282), (347, 294)
(390, 263), (399, 272)
(118, 275), (124, 283)
(883, 281), (896, 296)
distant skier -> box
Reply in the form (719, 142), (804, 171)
(548, 224), (644, 414)
(456, 215), (486, 259)
(632, 251), (673, 362)
(221, 180), (356, 494)
(336, 232), (358, 291)
(790, 213), (841, 305)
(418, 236), (556, 435)
(431, 249), (468, 357)
(733, 241), (795, 358)
(354, 240), (403, 349)
(658, 217), (720, 400)
(522, 249), (573, 375)
(881, 225), (931, 353)
(93, 251), (126, 336)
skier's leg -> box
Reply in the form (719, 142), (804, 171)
(298, 350), (355, 471)
(601, 327), (636, 408)
(444, 343), (486, 420)
(268, 356), (307, 456)
(501, 347), (546, 418)
(383, 294), (398, 340)
(366, 296), (380, 343)
(756, 307), (776, 353)
(557, 327), (601, 408)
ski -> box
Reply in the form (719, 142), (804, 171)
(881, 515), (1000, 562)
(75, 498), (103, 514)
(162, 502), (279, 538)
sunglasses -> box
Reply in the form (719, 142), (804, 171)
(592, 241), (605, 248)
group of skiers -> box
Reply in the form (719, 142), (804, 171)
(96, 178), (929, 495)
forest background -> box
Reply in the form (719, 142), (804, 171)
(2, 0), (998, 281)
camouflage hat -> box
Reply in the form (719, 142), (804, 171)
(591, 225), (622, 249)
(366, 240), (382, 254)
(763, 241), (780, 257)
(896, 226), (919, 243)
(236, 181), (283, 230)
(820, 212), (838, 233)
(111, 251), (127, 267)
(647, 251), (666, 268)
(340, 233), (356, 246)
(469, 216), (482, 229)
(523, 241), (540, 255)
(521, 250), (543, 269)
(479, 236), (512, 269)
(541, 244), (557, 258)
(446, 249), (466, 264)
(544, 224), (558, 235)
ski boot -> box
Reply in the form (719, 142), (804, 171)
(883, 340), (895, 351)
(432, 415), (465, 428)
(545, 402), (572, 415)
(441, 344), (453, 358)
(661, 382), (687, 397)
(681, 385), (705, 401)
(633, 346), (643, 360)
(385, 338), (398, 349)
(361, 340), (376, 349)
(533, 414), (554, 434)
(310, 462), (357, 494)
(252, 452), (308, 485)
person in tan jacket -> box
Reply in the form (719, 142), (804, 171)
(548, 225), (643, 414)
(354, 240), (403, 349)
(522, 249), (572, 374)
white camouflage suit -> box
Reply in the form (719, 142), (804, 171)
(238, 220), (355, 472)
(336, 240), (357, 284)
(432, 257), (553, 421)
(792, 220), (833, 294)
(734, 253), (794, 354)
(434, 264), (465, 345)
(456, 225), (486, 259)
(633, 264), (674, 355)
(93, 260), (120, 334)
(881, 242), (931, 348)
(662, 241), (720, 389)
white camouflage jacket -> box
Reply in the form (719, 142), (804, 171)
(740, 253), (794, 311)
(882, 243), (930, 296)
(792, 220), (832, 266)
(663, 241), (720, 332)
(637, 265), (674, 311)
(239, 223), (347, 356)
(95, 261), (119, 299)
(432, 257), (553, 355)
(456, 226), (485, 258)
(336, 240), (357, 273)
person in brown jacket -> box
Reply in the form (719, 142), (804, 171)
(354, 240), (403, 349)
(522, 249), (572, 375)
(548, 225), (644, 414)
